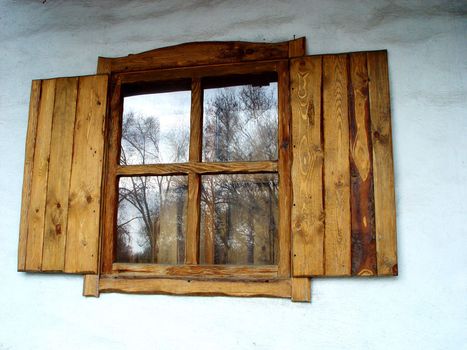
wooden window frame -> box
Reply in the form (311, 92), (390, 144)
(89, 38), (311, 301)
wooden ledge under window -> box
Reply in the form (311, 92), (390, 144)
(84, 274), (311, 302)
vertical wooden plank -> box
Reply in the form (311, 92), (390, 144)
(288, 37), (306, 58)
(65, 75), (108, 274)
(277, 61), (292, 277)
(186, 79), (203, 264)
(323, 55), (351, 276)
(25, 79), (56, 271)
(18, 80), (42, 271)
(367, 51), (398, 276)
(349, 53), (377, 276)
(291, 277), (311, 302)
(42, 78), (78, 271)
(101, 77), (121, 274)
(290, 56), (324, 276)
(83, 275), (100, 297)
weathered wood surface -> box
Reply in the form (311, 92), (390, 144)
(323, 54), (352, 276)
(368, 51), (398, 276)
(118, 60), (281, 86)
(349, 53), (377, 276)
(277, 61), (292, 277)
(112, 263), (278, 279)
(116, 161), (278, 176)
(291, 277), (311, 302)
(185, 79), (203, 264)
(99, 277), (291, 298)
(65, 75), (108, 274)
(42, 78), (78, 271)
(289, 51), (396, 277)
(83, 274), (100, 297)
(20, 75), (108, 274)
(18, 80), (42, 271)
(101, 77), (122, 274)
(98, 39), (303, 74)
(288, 37), (306, 58)
(24, 79), (56, 271)
(290, 56), (324, 276)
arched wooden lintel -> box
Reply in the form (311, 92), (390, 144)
(97, 37), (306, 74)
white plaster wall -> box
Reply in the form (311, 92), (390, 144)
(0, 1), (466, 349)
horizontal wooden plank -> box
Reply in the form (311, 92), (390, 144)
(116, 161), (278, 176)
(99, 277), (291, 298)
(100, 40), (293, 73)
(118, 60), (282, 87)
(112, 263), (278, 279)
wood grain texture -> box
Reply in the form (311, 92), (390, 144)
(185, 79), (203, 264)
(83, 274), (100, 297)
(291, 277), (311, 302)
(290, 56), (324, 276)
(96, 57), (111, 74)
(116, 161), (278, 176)
(112, 263), (278, 279)
(101, 77), (122, 274)
(323, 55), (351, 276)
(288, 37), (306, 58)
(118, 60), (281, 86)
(65, 75), (108, 274)
(101, 40), (291, 74)
(99, 277), (291, 298)
(42, 78), (78, 271)
(25, 79), (56, 271)
(277, 61), (292, 277)
(18, 80), (42, 271)
(367, 51), (398, 276)
(349, 53), (377, 276)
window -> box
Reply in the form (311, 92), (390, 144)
(18, 38), (397, 302)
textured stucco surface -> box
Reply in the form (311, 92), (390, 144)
(0, 1), (466, 349)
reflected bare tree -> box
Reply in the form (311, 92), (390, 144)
(117, 83), (279, 265)
(117, 112), (188, 263)
(202, 83), (279, 265)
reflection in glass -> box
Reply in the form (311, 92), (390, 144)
(116, 176), (187, 264)
(200, 174), (278, 265)
(203, 82), (278, 162)
(121, 91), (191, 165)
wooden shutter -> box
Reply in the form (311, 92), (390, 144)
(17, 75), (108, 274)
(290, 51), (397, 277)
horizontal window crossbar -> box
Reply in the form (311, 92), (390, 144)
(116, 161), (278, 176)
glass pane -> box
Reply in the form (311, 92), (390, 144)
(203, 80), (278, 162)
(200, 174), (278, 265)
(121, 90), (190, 165)
(116, 176), (187, 264)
